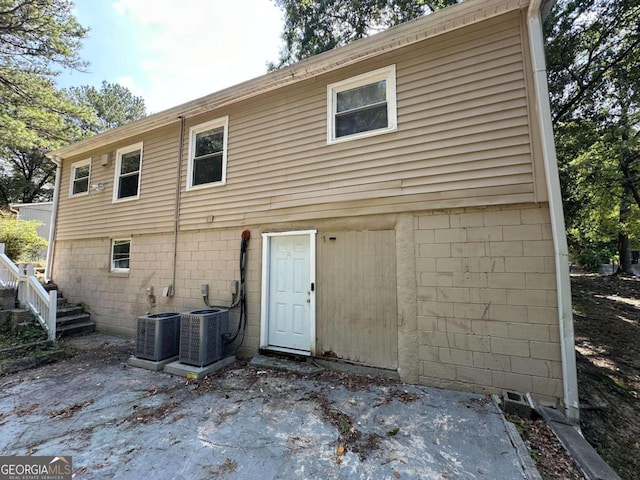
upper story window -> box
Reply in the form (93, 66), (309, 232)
(187, 116), (228, 190)
(69, 159), (91, 197)
(113, 142), (143, 202)
(327, 65), (397, 144)
(111, 238), (131, 272)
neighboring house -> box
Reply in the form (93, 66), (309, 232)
(46, 0), (579, 421)
(10, 202), (53, 240)
(10, 202), (53, 260)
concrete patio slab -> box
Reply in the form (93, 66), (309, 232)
(0, 334), (538, 479)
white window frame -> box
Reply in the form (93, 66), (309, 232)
(68, 158), (91, 197)
(327, 65), (397, 145)
(186, 116), (229, 190)
(110, 238), (131, 272)
(112, 142), (143, 203)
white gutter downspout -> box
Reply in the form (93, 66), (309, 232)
(44, 155), (62, 284)
(527, 0), (580, 424)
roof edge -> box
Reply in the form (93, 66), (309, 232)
(51, 0), (530, 160)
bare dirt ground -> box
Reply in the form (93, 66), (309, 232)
(507, 273), (640, 480)
(571, 273), (640, 480)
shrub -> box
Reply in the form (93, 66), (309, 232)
(0, 211), (48, 262)
(575, 247), (614, 273)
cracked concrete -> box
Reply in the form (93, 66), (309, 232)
(0, 334), (536, 479)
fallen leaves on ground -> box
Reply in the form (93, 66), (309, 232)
(49, 400), (93, 419)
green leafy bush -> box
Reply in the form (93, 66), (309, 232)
(573, 246), (615, 273)
(0, 212), (48, 262)
(576, 252), (604, 272)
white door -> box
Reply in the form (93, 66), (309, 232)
(261, 231), (316, 354)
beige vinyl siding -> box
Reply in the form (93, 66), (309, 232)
(178, 11), (533, 230)
(56, 11), (534, 238)
(56, 125), (180, 240)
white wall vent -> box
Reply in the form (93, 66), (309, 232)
(100, 152), (112, 166)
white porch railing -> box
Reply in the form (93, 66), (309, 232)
(0, 243), (20, 289)
(0, 244), (57, 340)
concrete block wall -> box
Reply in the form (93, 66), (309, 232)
(53, 204), (566, 406)
(414, 203), (564, 405)
(53, 228), (261, 346)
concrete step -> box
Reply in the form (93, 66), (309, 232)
(56, 313), (92, 328)
(56, 305), (83, 318)
(46, 281), (94, 338)
(56, 320), (96, 337)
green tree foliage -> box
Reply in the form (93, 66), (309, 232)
(0, 0), (89, 208)
(0, 2), (148, 208)
(0, 0), (91, 151)
(270, 0), (460, 68)
(0, 149), (56, 204)
(0, 211), (47, 262)
(67, 81), (147, 134)
(545, 0), (640, 272)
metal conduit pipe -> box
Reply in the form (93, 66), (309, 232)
(44, 157), (62, 283)
(527, 0), (580, 424)
(169, 116), (186, 297)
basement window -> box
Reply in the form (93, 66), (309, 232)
(327, 65), (397, 144)
(111, 239), (131, 272)
(113, 143), (143, 202)
(187, 116), (228, 190)
(69, 159), (91, 197)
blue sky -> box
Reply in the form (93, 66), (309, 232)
(57, 0), (284, 113)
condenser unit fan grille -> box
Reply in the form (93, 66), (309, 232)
(179, 309), (229, 367)
(135, 312), (181, 361)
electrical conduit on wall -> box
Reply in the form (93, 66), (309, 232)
(170, 116), (186, 297)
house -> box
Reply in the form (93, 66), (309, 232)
(46, 0), (579, 422)
(10, 202), (53, 241)
(10, 202), (53, 260)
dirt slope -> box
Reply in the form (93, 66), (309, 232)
(571, 274), (640, 480)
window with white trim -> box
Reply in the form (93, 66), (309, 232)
(327, 65), (397, 144)
(187, 116), (228, 189)
(69, 158), (91, 196)
(111, 239), (131, 272)
(113, 142), (143, 201)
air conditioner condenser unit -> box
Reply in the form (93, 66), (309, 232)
(179, 309), (229, 367)
(136, 312), (181, 361)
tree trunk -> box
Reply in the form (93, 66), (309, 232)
(618, 232), (632, 274)
(617, 185), (634, 275)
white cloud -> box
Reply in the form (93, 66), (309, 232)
(115, 75), (145, 97)
(110, 0), (283, 113)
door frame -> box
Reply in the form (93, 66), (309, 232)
(260, 230), (317, 355)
